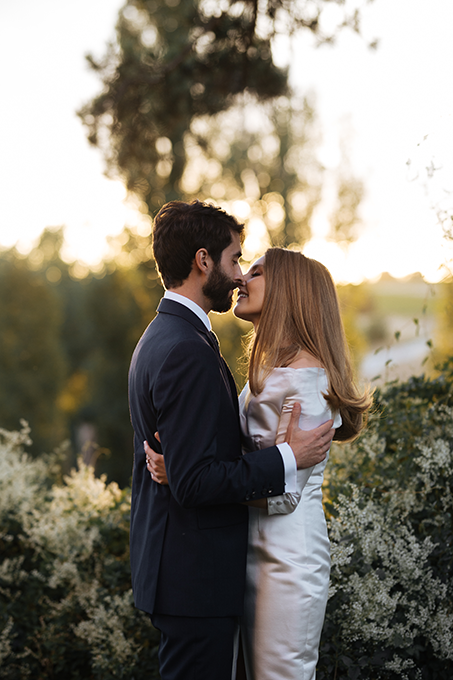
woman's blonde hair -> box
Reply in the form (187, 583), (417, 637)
(248, 248), (373, 442)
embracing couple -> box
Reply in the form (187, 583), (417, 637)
(128, 200), (371, 680)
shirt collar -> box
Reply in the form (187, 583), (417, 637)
(164, 290), (211, 331)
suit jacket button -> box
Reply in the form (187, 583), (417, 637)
(245, 495), (250, 501)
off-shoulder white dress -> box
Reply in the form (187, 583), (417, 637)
(239, 367), (342, 680)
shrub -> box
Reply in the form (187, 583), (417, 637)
(319, 363), (453, 679)
(0, 423), (159, 679)
(2, 363), (453, 678)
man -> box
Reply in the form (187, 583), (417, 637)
(128, 200), (334, 680)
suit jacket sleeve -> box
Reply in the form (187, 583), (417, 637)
(153, 339), (285, 508)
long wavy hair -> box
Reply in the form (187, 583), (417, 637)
(248, 248), (373, 442)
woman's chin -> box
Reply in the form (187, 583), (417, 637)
(233, 303), (247, 321)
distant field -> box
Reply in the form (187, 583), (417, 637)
(373, 293), (438, 317)
(359, 280), (440, 381)
(371, 280), (440, 318)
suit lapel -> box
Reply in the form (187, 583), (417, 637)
(157, 298), (237, 408)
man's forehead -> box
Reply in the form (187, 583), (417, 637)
(227, 231), (242, 255)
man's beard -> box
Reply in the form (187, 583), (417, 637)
(203, 263), (236, 313)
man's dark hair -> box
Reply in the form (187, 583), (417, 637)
(152, 200), (244, 289)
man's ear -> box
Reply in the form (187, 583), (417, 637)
(194, 248), (211, 275)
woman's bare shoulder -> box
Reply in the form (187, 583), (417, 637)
(287, 350), (324, 370)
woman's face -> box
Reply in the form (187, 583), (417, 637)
(233, 255), (265, 326)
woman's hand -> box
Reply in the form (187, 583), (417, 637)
(144, 435), (169, 485)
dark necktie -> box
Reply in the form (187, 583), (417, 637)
(208, 330), (234, 401)
(209, 330), (221, 352)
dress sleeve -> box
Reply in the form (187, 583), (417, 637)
(266, 369), (337, 516)
(267, 490), (301, 514)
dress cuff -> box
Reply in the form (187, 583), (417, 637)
(276, 443), (297, 493)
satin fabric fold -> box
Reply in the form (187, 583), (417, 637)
(239, 367), (342, 680)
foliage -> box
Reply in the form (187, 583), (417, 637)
(78, 0), (288, 206)
(0, 255), (67, 455)
(78, 0), (367, 196)
(177, 95), (324, 250)
(320, 362), (453, 679)
(0, 229), (163, 486)
(337, 282), (378, 368)
(433, 279), (453, 365)
(2, 363), (453, 677)
(0, 423), (160, 679)
(78, 0), (368, 253)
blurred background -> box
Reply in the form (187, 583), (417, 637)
(1, 0), (452, 486)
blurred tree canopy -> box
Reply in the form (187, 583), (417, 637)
(434, 277), (453, 365)
(0, 254), (66, 455)
(79, 0), (371, 250)
(0, 230), (163, 486)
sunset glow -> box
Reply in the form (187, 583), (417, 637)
(1, 0), (452, 284)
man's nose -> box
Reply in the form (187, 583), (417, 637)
(234, 268), (245, 286)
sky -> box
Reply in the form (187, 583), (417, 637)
(1, 0), (452, 283)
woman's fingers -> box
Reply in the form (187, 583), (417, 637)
(144, 439), (168, 485)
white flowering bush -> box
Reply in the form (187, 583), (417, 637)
(2, 362), (453, 679)
(0, 423), (159, 679)
(319, 363), (453, 679)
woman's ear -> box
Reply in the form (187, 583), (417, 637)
(194, 248), (211, 275)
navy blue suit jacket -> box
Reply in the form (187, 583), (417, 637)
(128, 298), (285, 617)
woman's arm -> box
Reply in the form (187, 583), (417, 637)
(265, 399), (311, 515)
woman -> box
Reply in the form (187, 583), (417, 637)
(147, 248), (372, 679)
(233, 248), (371, 680)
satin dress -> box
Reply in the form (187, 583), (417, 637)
(239, 367), (342, 680)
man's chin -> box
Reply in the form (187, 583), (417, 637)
(211, 298), (233, 314)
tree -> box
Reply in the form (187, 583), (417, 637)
(53, 228), (164, 486)
(79, 0), (373, 249)
(0, 251), (67, 455)
(178, 95), (324, 252)
(434, 278), (453, 367)
(0, 229), (164, 486)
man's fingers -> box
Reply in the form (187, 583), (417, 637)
(320, 429), (335, 445)
(312, 421), (335, 454)
(284, 402), (301, 443)
(315, 419), (334, 436)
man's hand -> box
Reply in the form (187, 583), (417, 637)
(285, 403), (335, 469)
(144, 435), (169, 485)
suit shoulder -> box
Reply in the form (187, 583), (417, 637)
(159, 335), (218, 373)
(134, 317), (215, 369)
